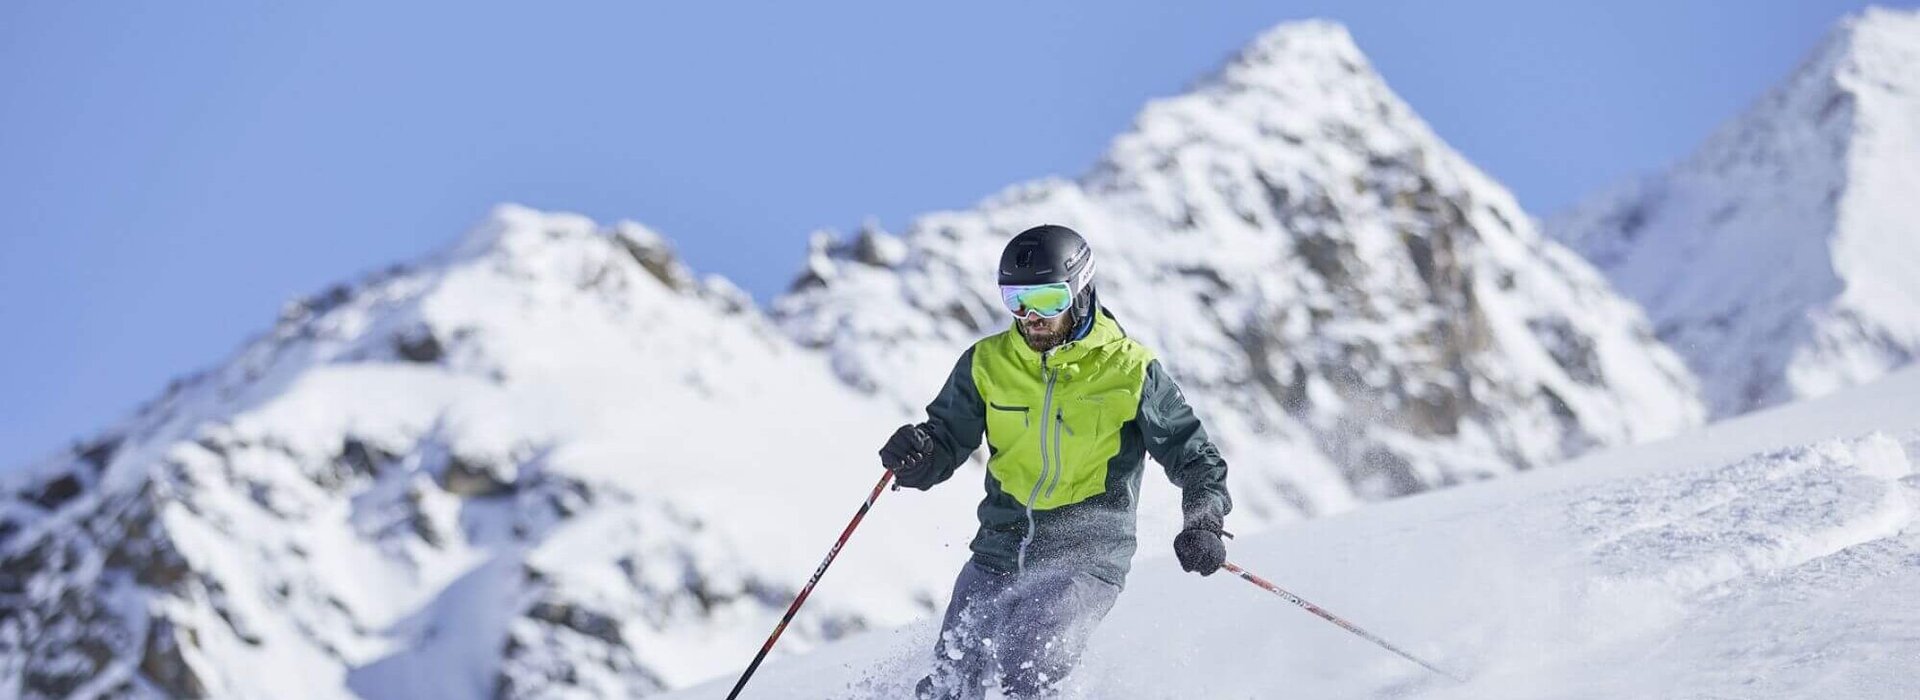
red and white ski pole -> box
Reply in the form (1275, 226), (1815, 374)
(726, 471), (895, 699)
(1221, 561), (1465, 683)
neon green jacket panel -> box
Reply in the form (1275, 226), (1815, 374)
(899, 308), (1233, 583)
(969, 311), (1150, 510)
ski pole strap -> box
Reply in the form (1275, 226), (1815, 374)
(1220, 561), (1464, 683)
(726, 470), (895, 699)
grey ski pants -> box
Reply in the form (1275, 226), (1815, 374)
(915, 561), (1122, 700)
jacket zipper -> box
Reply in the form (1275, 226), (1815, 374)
(1017, 351), (1058, 572)
(1044, 409), (1070, 500)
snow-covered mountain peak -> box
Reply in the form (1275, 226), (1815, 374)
(780, 19), (1702, 518)
(1092, 20), (1428, 199)
(1, 205), (955, 698)
(1211, 19), (1369, 90)
(445, 203), (728, 306)
(1549, 6), (1920, 416)
(1835, 5), (1920, 73)
(1826, 6), (1920, 323)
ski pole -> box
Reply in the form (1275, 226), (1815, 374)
(726, 470), (895, 699)
(1220, 561), (1464, 683)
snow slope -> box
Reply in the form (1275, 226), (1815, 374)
(1551, 7), (1920, 417)
(669, 366), (1920, 700)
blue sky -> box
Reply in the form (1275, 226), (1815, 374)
(0, 1), (1904, 469)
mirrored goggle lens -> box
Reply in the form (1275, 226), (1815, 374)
(1000, 283), (1074, 318)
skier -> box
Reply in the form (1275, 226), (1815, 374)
(879, 225), (1234, 699)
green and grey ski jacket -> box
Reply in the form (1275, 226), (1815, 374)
(899, 307), (1232, 586)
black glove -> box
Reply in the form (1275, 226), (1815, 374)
(1173, 514), (1230, 576)
(879, 423), (936, 483)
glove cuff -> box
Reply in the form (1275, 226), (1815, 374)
(1180, 512), (1231, 539)
(1182, 507), (1222, 530)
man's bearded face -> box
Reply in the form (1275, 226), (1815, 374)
(1017, 311), (1074, 352)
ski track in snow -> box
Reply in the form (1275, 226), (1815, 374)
(671, 369), (1920, 699)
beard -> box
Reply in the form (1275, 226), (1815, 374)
(1018, 312), (1075, 352)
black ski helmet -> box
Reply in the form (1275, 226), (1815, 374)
(999, 224), (1097, 319)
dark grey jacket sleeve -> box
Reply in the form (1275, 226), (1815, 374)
(898, 346), (986, 490)
(1139, 360), (1232, 525)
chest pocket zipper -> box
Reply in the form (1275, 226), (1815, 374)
(988, 402), (1030, 427)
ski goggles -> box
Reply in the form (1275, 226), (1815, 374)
(999, 282), (1075, 319)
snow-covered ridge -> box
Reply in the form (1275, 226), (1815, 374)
(664, 367), (1920, 699)
(1, 205), (985, 698)
(1550, 7), (1920, 416)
